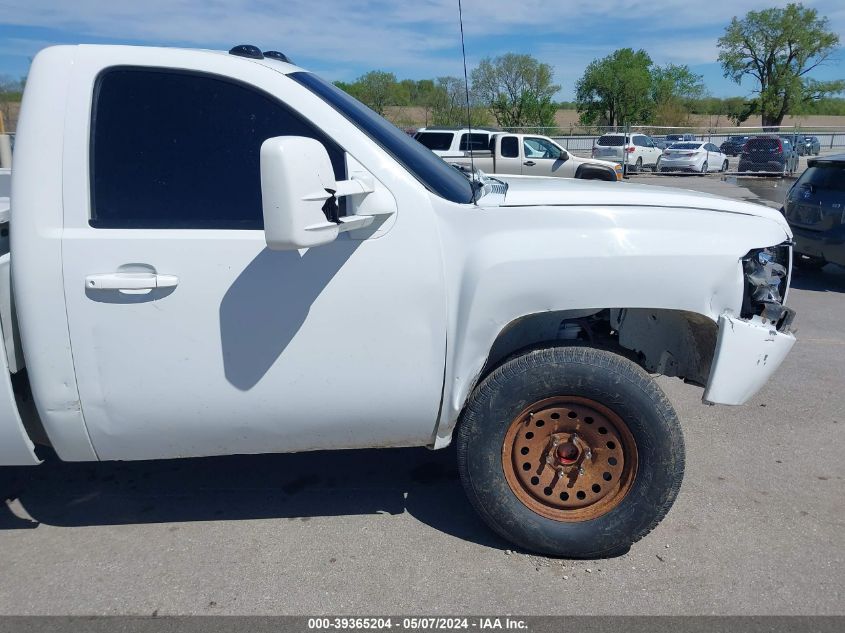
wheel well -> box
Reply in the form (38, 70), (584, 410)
(478, 308), (717, 391)
(575, 165), (616, 181)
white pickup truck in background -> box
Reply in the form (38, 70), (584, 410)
(1, 44), (797, 557)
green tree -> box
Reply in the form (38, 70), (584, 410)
(345, 70), (398, 115)
(470, 53), (559, 129)
(0, 75), (25, 134)
(724, 98), (758, 126)
(413, 79), (440, 126)
(575, 48), (653, 127)
(430, 76), (490, 127)
(800, 97), (845, 116)
(718, 2), (844, 127)
(651, 64), (706, 124)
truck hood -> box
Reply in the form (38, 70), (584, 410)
(486, 175), (790, 232)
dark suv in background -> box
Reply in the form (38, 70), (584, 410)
(720, 135), (751, 156)
(782, 153), (845, 269)
(800, 136), (821, 156)
(738, 136), (799, 175)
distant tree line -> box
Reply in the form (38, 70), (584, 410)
(0, 76), (25, 131)
(334, 53), (559, 130)
(333, 4), (842, 130)
(2, 4), (841, 132)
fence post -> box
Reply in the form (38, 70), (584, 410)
(623, 122), (630, 175)
(0, 135), (11, 169)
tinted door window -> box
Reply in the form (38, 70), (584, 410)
(597, 135), (626, 146)
(500, 136), (520, 158)
(745, 138), (779, 152)
(90, 67), (345, 229)
(459, 133), (490, 152)
(415, 132), (454, 151)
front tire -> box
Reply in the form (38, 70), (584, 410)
(456, 346), (685, 558)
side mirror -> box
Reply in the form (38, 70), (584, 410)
(260, 136), (342, 250)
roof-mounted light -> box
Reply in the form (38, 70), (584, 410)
(263, 51), (292, 63)
(228, 44), (263, 60)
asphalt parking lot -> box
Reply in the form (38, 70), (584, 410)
(0, 175), (843, 616)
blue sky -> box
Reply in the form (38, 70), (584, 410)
(1, 0), (843, 100)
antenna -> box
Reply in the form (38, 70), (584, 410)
(458, 0), (476, 185)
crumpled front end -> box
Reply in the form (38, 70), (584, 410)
(704, 242), (796, 405)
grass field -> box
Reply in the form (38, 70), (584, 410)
(386, 105), (845, 132)
(3, 100), (844, 135)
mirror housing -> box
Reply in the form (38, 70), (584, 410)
(260, 136), (341, 251)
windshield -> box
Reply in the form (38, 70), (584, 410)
(597, 135), (627, 146)
(746, 138), (780, 151)
(290, 72), (474, 204)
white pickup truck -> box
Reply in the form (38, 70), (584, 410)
(1, 44), (797, 557)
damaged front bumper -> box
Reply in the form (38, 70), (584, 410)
(703, 313), (796, 406)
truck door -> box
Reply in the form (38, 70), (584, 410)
(521, 137), (576, 177)
(494, 136), (523, 174)
(59, 54), (448, 460)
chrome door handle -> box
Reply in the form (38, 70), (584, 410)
(85, 272), (179, 291)
(524, 161), (536, 166)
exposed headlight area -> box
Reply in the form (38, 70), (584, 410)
(740, 243), (795, 331)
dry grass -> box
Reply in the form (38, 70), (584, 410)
(386, 105), (845, 132)
(3, 100), (842, 135)
(0, 102), (20, 134)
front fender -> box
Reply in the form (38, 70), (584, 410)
(431, 200), (791, 446)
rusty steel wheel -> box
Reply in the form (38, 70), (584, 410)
(502, 397), (637, 522)
(457, 346), (685, 557)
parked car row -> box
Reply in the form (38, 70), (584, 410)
(416, 128), (822, 179)
(721, 134), (820, 159)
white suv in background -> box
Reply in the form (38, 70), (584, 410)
(592, 133), (663, 172)
(413, 127), (498, 157)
